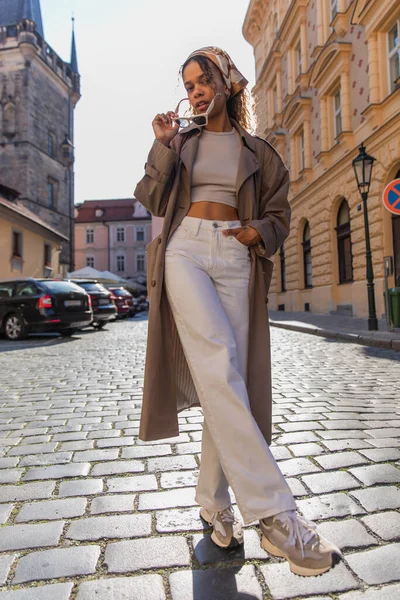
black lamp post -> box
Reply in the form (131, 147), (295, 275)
(352, 142), (378, 331)
(61, 136), (75, 273)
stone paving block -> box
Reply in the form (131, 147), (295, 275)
(175, 442), (202, 455)
(106, 474), (158, 493)
(317, 430), (368, 440)
(15, 497), (87, 522)
(301, 471), (360, 494)
(160, 470), (199, 489)
(72, 448), (119, 462)
(287, 443), (325, 457)
(286, 478), (308, 497)
(316, 519), (376, 550)
(321, 440), (374, 451)
(121, 444), (171, 458)
(169, 564), (263, 600)
(367, 438), (400, 448)
(348, 464), (400, 485)
(361, 511), (400, 541)
(156, 507), (205, 533)
(0, 521), (64, 552)
(260, 562), (359, 598)
(358, 448), (400, 462)
(192, 529), (267, 564)
(147, 455), (197, 472)
(322, 420), (366, 430)
(0, 554), (16, 585)
(0, 469), (23, 484)
(0, 481), (55, 503)
(66, 513), (151, 540)
(90, 494), (136, 514)
(278, 421), (325, 432)
(338, 583), (400, 600)
(19, 452), (73, 467)
(7, 443), (57, 456)
(76, 575), (166, 600)
(105, 536), (190, 572)
(297, 493), (366, 520)
(345, 543), (400, 584)
(0, 438), (21, 446)
(13, 545), (101, 584)
(0, 583), (74, 599)
(136, 433), (190, 445)
(277, 458), (321, 477)
(60, 441), (94, 451)
(91, 459), (145, 476)
(0, 458), (20, 468)
(274, 432), (321, 445)
(22, 462), (90, 481)
(0, 503), (13, 524)
(350, 486), (400, 511)
(365, 428), (400, 438)
(270, 446), (292, 460)
(314, 452), (369, 470)
(96, 437), (135, 448)
(190, 432), (202, 442)
(139, 487), (197, 510)
(58, 478), (103, 497)
(87, 430), (121, 439)
(52, 432), (89, 442)
(9, 428), (48, 437)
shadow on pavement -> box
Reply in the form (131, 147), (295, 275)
(0, 332), (82, 353)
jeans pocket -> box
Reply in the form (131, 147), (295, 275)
(231, 235), (249, 251)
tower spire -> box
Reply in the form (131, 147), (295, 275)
(70, 15), (79, 73)
(0, 0), (44, 37)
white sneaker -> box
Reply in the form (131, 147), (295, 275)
(200, 506), (244, 548)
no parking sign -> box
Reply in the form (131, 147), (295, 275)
(382, 179), (400, 215)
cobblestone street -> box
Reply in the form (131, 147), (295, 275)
(0, 318), (399, 600)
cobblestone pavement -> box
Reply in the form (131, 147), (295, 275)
(0, 318), (399, 600)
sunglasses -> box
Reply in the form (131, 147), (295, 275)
(173, 94), (220, 128)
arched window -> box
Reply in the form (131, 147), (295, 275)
(279, 244), (286, 292)
(3, 101), (16, 137)
(336, 199), (353, 283)
(302, 222), (312, 288)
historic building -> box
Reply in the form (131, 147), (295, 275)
(243, 0), (400, 318)
(0, 0), (80, 276)
(74, 199), (152, 284)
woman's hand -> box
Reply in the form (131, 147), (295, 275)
(152, 111), (179, 147)
(222, 225), (262, 247)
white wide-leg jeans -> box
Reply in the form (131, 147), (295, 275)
(164, 216), (296, 525)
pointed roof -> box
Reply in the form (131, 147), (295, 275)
(0, 0), (44, 37)
(70, 17), (79, 73)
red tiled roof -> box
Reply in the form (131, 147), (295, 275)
(75, 198), (151, 223)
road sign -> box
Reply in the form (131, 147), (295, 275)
(382, 179), (400, 215)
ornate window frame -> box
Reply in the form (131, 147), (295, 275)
(282, 95), (312, 184)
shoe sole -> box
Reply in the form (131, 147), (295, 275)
(199, 508), (243, 549)
(261, 535), (338, 577)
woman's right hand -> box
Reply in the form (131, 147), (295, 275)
(152, 111), (179, 147)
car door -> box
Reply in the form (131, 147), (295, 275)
(13, 282), (42, 324)
(0, 282), (15, 326)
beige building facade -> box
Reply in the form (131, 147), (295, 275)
(243, 0), (400, 318)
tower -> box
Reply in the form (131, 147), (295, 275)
(0, 0), (81, 272)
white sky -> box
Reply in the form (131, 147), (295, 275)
(40, 0), (255, 205)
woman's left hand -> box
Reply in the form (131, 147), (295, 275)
(222, 225), (262, 247)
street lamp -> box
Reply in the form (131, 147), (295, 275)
(352, 142), (378, 331)
(61, 136), (75, 273)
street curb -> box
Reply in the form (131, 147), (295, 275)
(269, 320), (400, 351)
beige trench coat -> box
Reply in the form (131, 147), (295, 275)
(134, 120), (291, 443)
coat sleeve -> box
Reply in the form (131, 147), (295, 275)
(249, 145), (291, 259)
(134, 139), (178, 217)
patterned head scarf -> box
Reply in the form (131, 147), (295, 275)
(185, 46), (248, 98)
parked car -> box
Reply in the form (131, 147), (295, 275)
(107, 287), (135, 318)
(0, 278), (93, 341)
(67, 280), (117, 328)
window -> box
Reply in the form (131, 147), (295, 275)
(117, 255), (125, 272)
(334, 89), (342, 138)
(330, 0), (338, 20)
(299, 130), (305, 171)
(116, 227), (125, 242)
(15, 282), (38, 297)
(296, 42), (302, 76)
(136, 253), (145, 273)
(0, 283), (14, 298)
(44, 243), (51, 267)
(86, 256), (94, 268)
(48, 133), (55, 157)
(136, 226), (145, 242)
(388, 22), (400, 93)
(302, 222), (312, 288)
(86, 229), (94, 244)
(280, 244), (286, 293)
(336, 200), (353, 283)
(12, 231), (22, 258)
(48, 180), (54, 208)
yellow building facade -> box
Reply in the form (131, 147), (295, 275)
(0, 184), (67, 280)
(243, 0), (400, 318)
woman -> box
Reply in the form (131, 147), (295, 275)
(134, 47), (340, 577)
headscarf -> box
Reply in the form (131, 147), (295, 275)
(184, 46), (248, 98)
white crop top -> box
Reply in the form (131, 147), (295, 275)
(190, 128), (241, 208)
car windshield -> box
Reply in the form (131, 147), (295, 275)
(110, 288), (131, 297)
(41, 281), (85, 293)
(76, 282), (108, 293)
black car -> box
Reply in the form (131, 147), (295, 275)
(0, 278), (93, 341)
(68, 280), (117, 328)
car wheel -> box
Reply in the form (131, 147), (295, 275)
(60, 329), (76, 337)
(4, 314), (27, 341)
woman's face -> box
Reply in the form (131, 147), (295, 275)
(182, 59), (229, 118)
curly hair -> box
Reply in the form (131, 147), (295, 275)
(180, 55), (257, 134)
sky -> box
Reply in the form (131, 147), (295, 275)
(40, 0), (256, 205)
